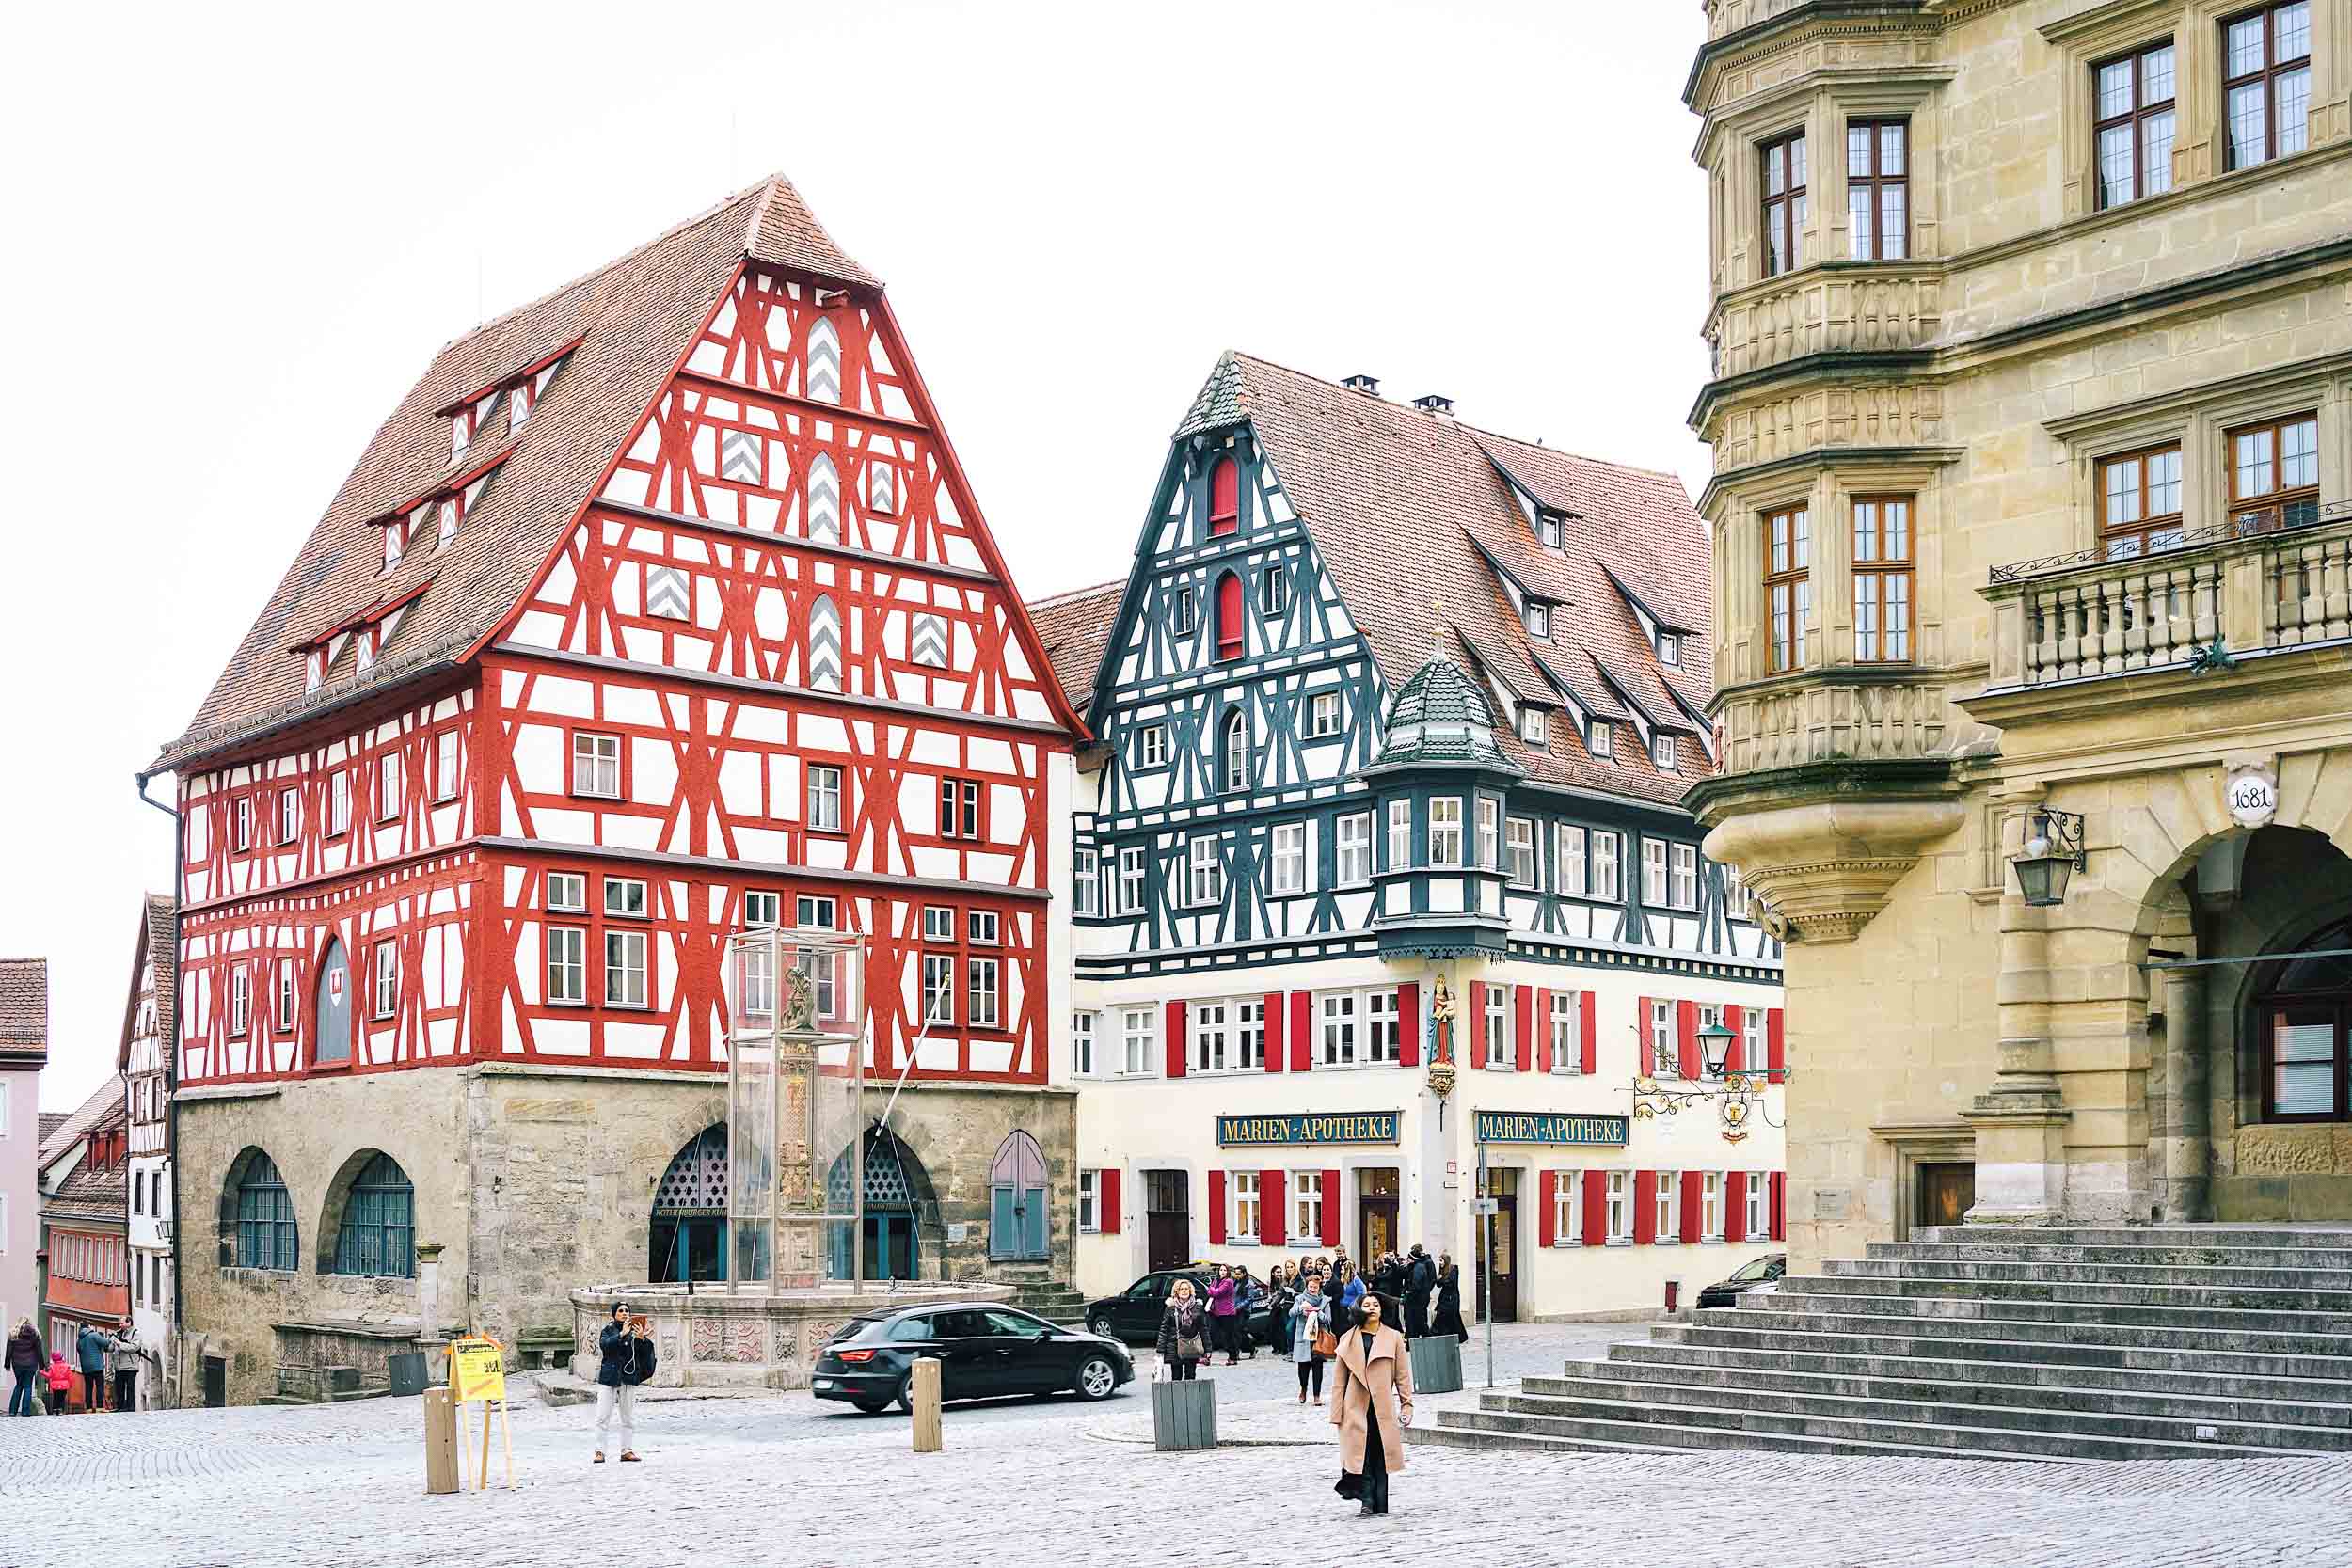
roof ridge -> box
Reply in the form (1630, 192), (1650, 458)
(1465, 424), (1689, 487)
(1027, 578), (1126, 610)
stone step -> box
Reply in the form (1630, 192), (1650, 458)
(1769, 1288), (2352, 1337)
(1827, 1257), (2352, 1291)
(1870, 1240), (2352, 1272)
(1698, 1304), (2352, 1358)
(1452, 1390), (2309, 1461)
(1405, 1421), (1689, 1456)
(1606, 1336), (2352, 1407)
(1431, 1403), (2081, 1461)
(1795, 1270), (2352, 1315)
(1651, 1320), (2352, 1382)
(1531, 1367), (2352, 1449)
(1916, 1225), (2352, 1250)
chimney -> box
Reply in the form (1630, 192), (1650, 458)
(1412, 393), (1455, 417)
(1341, 372), (1380, 397)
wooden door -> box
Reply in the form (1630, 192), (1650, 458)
(1145, 1170), (1191, 1271)
(1359, 1167), (1400, 1260)
(1477, 1168), (1520, 1322)
(1916, 1163), (1975, 1229)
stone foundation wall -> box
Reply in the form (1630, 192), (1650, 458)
(569, 1281), (1012, 1389)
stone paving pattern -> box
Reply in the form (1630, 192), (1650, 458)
(4, 1324), (2350, 1567)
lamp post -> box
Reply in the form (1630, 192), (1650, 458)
(2009, 807), (2086, 908)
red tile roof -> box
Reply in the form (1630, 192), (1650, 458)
(1025, 579), (1126, 719)
(1176, 352), (1715, 806)
(119, 895), (175, 1073)
(39, 1075), (124, 1172)
(156, 175), (877, 771)
(0, 958), (46, 1064)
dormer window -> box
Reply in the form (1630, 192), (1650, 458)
(1652, 733), (1677, 771)
(1520, 708), (1548, 749)
(451, 414), (469, 461)
(437, 499), (459, 547)
(382, 517), (405, 574)
(1659, 631), (1681, 666)
(1588, 720), (1614, 759)
(355, 627), (376, 673)
(305, 648), (326, 692)
(1537, 512), (1563, 550)
(1526, 601), (1551, 641)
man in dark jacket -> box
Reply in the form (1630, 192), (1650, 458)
(594, 1302), (654, 1464)
(76, 1323), (109, 1413)
(1403, 1245), (1437, 1338)
(5, 1321), (43, 1417)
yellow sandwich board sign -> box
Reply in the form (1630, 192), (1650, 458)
(450, 1337), (507, 1405)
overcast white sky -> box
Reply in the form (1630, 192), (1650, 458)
(1, 1), (1709, 1110)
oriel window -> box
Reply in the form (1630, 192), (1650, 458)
(1765, 506), (1811, 672)
(1760, 132), (1807, 277)
(1844, 120), (1907, 261)
(1851, 496), (1914, 662)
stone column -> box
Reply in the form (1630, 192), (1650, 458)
(2156, 967), (2211, 1222)
(416, 1242), (444, 1342)
(1964, 887), (2072, 1225)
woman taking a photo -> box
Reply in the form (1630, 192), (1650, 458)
(1157, 1276), (1209, 1380)
(1327, 1291), (1413, 1516)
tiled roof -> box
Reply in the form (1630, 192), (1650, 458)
(0, 958), (46, 1062)
(1374, 653), (1517, 770)
(1025, 579), (1125, 720)
(155, 175), (876, 771)
(120, 895), (174, 1072)
(38, 1113), (68, 1144)
(1183, 353), (1715, 806)
(52, 1145), (127, 1222)
(38, 1075), (125, 1171)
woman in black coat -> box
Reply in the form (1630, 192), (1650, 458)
(1431, 1252), (1469, 1342)
(1156, 1276), (1210, 1380)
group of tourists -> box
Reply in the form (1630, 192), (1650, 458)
(1153, 1242), (1467, 1517)
(5, 1317), (147, 1415)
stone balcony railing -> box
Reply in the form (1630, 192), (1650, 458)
(1983, 503), (2352, 690)
(1710, 263), (1944, 382)
(1716, 670), (1954, 776)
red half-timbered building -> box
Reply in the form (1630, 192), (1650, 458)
(151, 177), (1083, 1402)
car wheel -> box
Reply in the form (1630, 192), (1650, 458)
(1085, 1312), (1115, 1340)
(1074, 1355), (1119, 1402)
(851, 1398), (891, 1416)
(894, 1372), (914, 1415)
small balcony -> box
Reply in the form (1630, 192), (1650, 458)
(1982, 502), (2352, 692)
(1708, 262), (1944, 383)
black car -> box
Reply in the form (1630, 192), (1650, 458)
(810, 1302), (1133, 1414)
(1694, 1252), (1786, 1310)
(1082, 1268), (1280, 1349)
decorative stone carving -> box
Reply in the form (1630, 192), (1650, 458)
(2235, 1125), (2342, 1176)
(689, 1316), (765, 1364)
(1698, 792), (1965, 945)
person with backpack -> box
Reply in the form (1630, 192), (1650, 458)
(43, 1352), (73, 1415)
(593, 1301), (656, 1463)
(5, 1321), (42, 1416)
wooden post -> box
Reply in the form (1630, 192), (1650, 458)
(910, 1356), (943, 1453)
(476, 1397), (493, 1490)
(422, 1386), (458, 1496)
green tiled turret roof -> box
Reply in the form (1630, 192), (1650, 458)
(1374, 648), (1516, 770)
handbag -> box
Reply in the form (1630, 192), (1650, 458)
(1175, 1332), (1206, 1360)
(1311, 1324), (1340, 1358)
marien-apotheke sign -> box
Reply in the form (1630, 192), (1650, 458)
(1472, 1112), (1629, 1148)
(1216, 1112), (1400, 1148)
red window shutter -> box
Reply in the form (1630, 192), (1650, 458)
(1726, 1171), (1747, 1243)
(1724, 1004), (1744, 1074)
(1580, 991), (1597, 1075)
(1771, 1171), (1787, 1240)
(1290, 990), (1313, 1071)
(1467, 981), (1486, 1069)
(1166, 1000), (1187, 1079)
(1263, 991), (1285, 1073)
(1397, 982), (1421, 1069)
(1534, 988), (1553, 1072)
(1320, 1170), (1342, 1247)
(1216, 572), (1244, 660)
(1581, 1172), (1607, 1246)
(1680, 1171), (1702, 1243)
(1768, 1007), (1787, 1084)
(1538, 1171), (1558, 1247)
(1677, 1000), (1699, 1079)
(1209, 456), (1240, 536)
(1208, 1170), (1227, 1245)
(1514, 985), (1534, 1073)
(1101, 1169), (1122, 1235)
(1633, 1170), (1658, 1245)
(1261, 1170), (1286, 1247)
(1637, 997), (1655, 1076)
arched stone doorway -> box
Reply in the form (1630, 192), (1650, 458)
(826, 1127), (931, 1281)
(650, 1125), (728, 1283)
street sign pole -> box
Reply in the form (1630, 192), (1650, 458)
(1478, 1144), (1494, 1390)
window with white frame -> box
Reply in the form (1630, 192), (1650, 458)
(1594, 832), (1623, 901)
(1292, 1169), (1325, 1243)
(233, 797), (254, 852)
(277, 788), (299, 845)
(1120, 1007), (1155, 1075)
(1746, 1170), (1771, 1238)
(744, 890), (782, 927)
(1643, 838), (1668, 907)
(328, 771), (350, 836)
(1366, 989), (1400, 1064)
(1520, 707), (1548, 748)
(1484, 984), (1511, 1069)
(1588, 720), (1613, 758)
(1655, 1168), (1679, 1241)
(1221, 710), (1249, 793)
(1388, 800), (1412, 871)
(376, 752), (403, 822)
(807, 765), (843, 832)
(1118, 847), (1145, 915)
(228, 968), (251, 1037)
(1073, 1011), (1098, 1076)
(1074, 848), (1100, 917)
(1260, 565), (1288, 616)
(1430, 798), (1463, 868)
(1538, 512), (1563, 548)
(1320, 991), (1359, 1066)
(922, 955), (956, 1023)
(1549, 990), (1581, 1071)
(275, 958), (297, 1034)
(435, 730), (462, 801)
(1650, 999), (1676, 1075)
(969, 910), (999, 946)
(1336, 813), (1371, 885)
(605, 929), (647, 1008)
(1556, 823), (1587, 897)
(1077, 1168), (1099, 1232)
(1660, 631), (1681, 666)
(1238, 997), (1266, 1069)
(1652, 732), (1677, 771)
(1232, 1170), (1261, 1240)
(1309, 691), (1342, 738)
(1139, 724), (1168, 768)
(1506, 817), (1535, 887)
(1193, 1000), (1232, 1072)
(1526, 601), (1551, 641)
(1552, 1169), (1579, 1245)
(796, 895), (838, 1019)
(1743, 1007), (1766, 1072)
(1698, 1004), (1725, 1078)
(1724, 861), (1747, 918)
(1477, 799), (1500, 869)
(1671, 844), (1699, 910)
(967, 958), (1000, 1028)
(1606, 1171), (1630, 1241)
(547, 872), (587, 912)
(605, 877), (647, 918)
(1188, 835), (1224, 907)
(572, 732), (621, 798)
(1703, 1171), (1724, 1239)
(1271, 822), (1307, 895)
(547, 926), (586, 1004)
(1170, 584), (1198, 636)
(373, 941), (399, 1019)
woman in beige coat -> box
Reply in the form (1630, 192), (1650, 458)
(1327, 1291), (1413, 1516)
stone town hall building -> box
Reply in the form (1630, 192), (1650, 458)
(150, 178), (1085, 1402)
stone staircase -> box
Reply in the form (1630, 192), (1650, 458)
(1415, 1224), (2352, 1461)
(1003, 1281), (1090, 1325)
